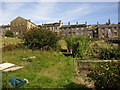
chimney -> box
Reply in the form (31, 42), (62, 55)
(76, 22), (78, 25)
(97, 21), (99, 25)
(28, 19), (30, 21)
(106, 19), (111, 25)
(108, 19), (111, 24)
(59, 20), (62, 23)
(68, 22), (70, 25)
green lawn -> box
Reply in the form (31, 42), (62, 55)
(2, 49), (87, 88)
(1, 37), (22, 44)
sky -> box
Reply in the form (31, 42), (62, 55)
(0, 2), (119, 25)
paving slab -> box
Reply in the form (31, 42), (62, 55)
(0, 63), (15, 70)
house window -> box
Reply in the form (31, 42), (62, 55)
(76, 32), (79, 35)
(73, 32), (76, 35)
(102, 29), (105, 32)
(108, 29), (112, 37)
(114, 29), (117, 32)
(76, 28), (79, 30)
(68, 32), (71, 35)
(56, 27), (58, 30)
(81, 32), (84, 35)
(94, 30), (97, 33)
(81, 27), (84, 30)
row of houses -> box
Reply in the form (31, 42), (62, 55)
(0, 16), (119, 40)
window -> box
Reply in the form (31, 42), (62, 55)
(94, 30), (97, 33)
(68, 32), (71, 35)
(108, 30), (112, 37)
(81, 32), (84, 35)
(73, 32), (76, 35)
(81, 27), (84, 30)
(108, 29), (111, 32)
(76, 28), (79, 31)
(102, 29), (105, 32)
(114, 28), (117, 32)
(55, 27), (57, 30)
(76, 32), (79, 35)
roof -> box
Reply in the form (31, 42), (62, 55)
(98, 24), (118, 28)
(60, 24), (86, 29)
(11, 16), (37, 26)
(42, 22), (61, 27)
(0, 25), (10, 28)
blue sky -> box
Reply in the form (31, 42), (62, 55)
(1, 2), (118, 25)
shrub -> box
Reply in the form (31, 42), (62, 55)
(88, 62), (120, 89)
(3, 43), (25, 52)
(22, 28), (60, 50)
(100, 48), (120, 60)
(4, 30), (14, 37)
(65, 36), (91, 59)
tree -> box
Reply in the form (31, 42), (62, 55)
(22, 28), (60, 50)
(4, 30), (14, 37)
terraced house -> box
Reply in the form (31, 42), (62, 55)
(1, 17), (119, 40)
(87, 20), (119, 40)
(59, 22), (87, 37)
(40, 20), (63, 34)
(97, 23), (118, 39)
(0, 24), (10, 36)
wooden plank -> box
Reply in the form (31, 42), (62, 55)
(0, 63), (15, 70)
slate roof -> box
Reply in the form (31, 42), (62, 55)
(42, 22), (61, 27)
(60, 24), (86, 29)
(98, 24), (118, 28)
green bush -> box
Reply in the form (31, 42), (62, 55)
(65, 36), (91, 59)
(3, 43), (26, 52)
(88, 62), (120, 89)
(100, 48), (120, 60)
(4, 30), (14, 37)
(22, 28), (60, 50)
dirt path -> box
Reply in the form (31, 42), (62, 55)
(74, 61), (95, 89)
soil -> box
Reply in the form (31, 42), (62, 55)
(74, 61), (95, 89)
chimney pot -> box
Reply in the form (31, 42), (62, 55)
(68, 22), (70, 25)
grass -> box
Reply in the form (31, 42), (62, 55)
(2, 49), (88, 88)
(56, 39), (68, 50)
(1, 37), (22, 44)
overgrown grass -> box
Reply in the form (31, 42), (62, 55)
(56, 39), (67, 50)
(2, 49), (87, 88)
(1, 37), (22, 44)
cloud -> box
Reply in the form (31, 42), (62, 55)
(0, 2), (2, 25)
(57, 3), (118, 24)
(30, 3), (92, 24)
(1, 2), (117, 25)
(2, 0), (120, 2)
(29, 2), (58, 21)
(2, 2), (24, 24)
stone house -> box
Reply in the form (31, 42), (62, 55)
(10, 16), (37, 37)
(41, 20), (63, 34)
(0, 24), (10, 36)
(59, 22), (87, 37)
(97, 24), (118, 39)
